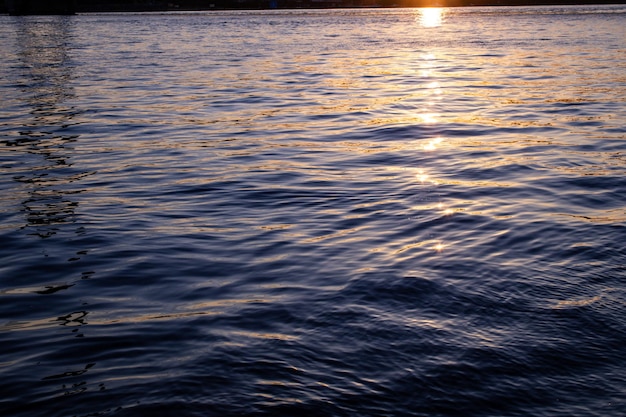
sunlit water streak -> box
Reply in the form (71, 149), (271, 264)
(0, 5), (625, 417)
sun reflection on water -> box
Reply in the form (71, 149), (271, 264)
(424, 137), (443, 151)
(416, 169), (433, 184)
(417, 8), (446, 29)
(410, 40), (457, 257)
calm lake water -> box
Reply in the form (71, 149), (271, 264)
(1, 5), (625, 417)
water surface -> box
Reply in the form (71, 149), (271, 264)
(1, 6), (625, 417)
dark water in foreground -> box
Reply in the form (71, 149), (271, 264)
(1, 5), (625, 417)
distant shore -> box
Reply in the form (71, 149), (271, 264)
(2, 0), (626, 15)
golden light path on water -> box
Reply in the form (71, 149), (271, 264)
(411, 11), (453, 253)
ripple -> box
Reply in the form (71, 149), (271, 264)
(1, 6), (625, 417)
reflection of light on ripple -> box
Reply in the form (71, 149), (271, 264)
(420, 113), (439, 124)
(436, 202), (454, 216)
(424, 137), (443, 151)
(426, 81), (443, 96)
(417, 8), (445, 28)
(416, 169), (431, 184)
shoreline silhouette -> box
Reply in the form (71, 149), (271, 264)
(3, 0), (626, 15)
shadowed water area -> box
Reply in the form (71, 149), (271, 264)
(0, 5), (625, 417)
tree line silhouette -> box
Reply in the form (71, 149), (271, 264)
(3, 0), (625, 14)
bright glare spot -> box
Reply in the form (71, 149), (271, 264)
(421, 113), (438, 124)
(434, 241), (445, 252)
(424, 137), (443, 151)
(419, 8), (444, 28)
(416, 169), (429, 183)
(436, 202), (453, 215)
(416, 168), (439, 185)
(426, 81), (443, 96)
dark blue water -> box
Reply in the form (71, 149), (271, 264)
(1, 6), (625, 417)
